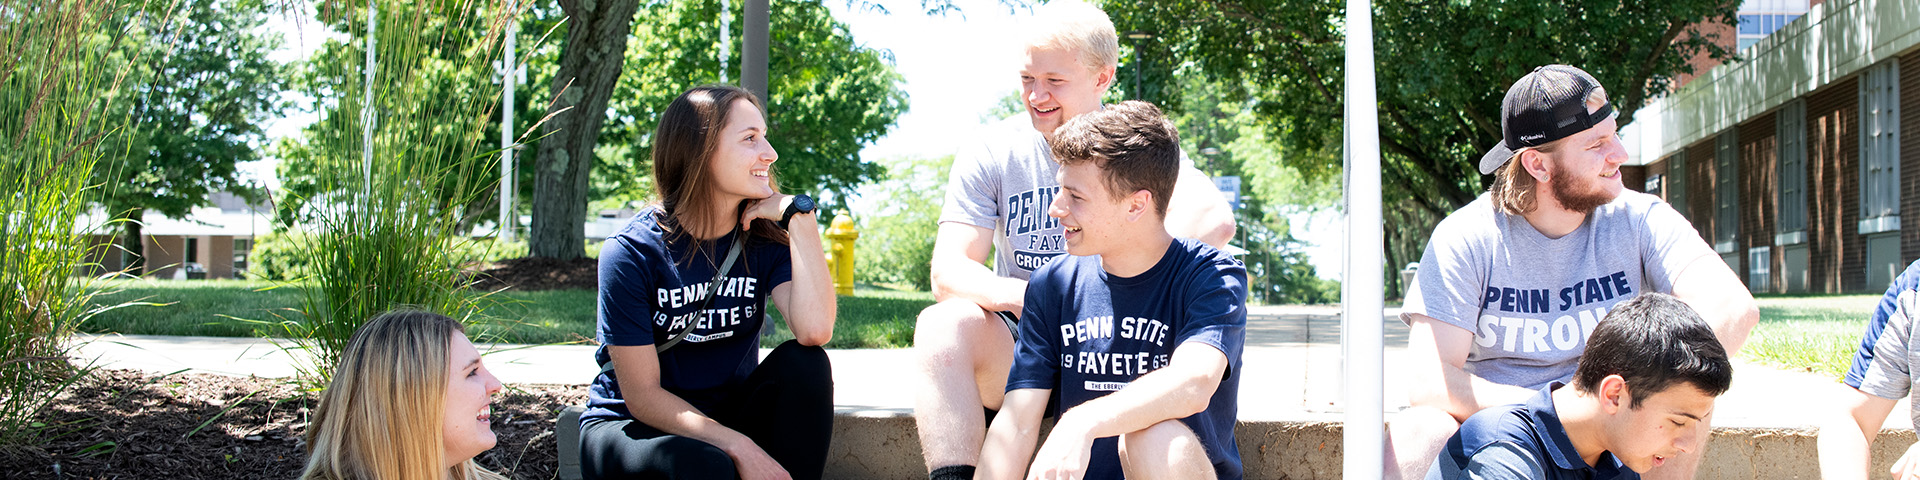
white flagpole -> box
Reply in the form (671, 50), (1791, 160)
(1341, 0), (1385, 477)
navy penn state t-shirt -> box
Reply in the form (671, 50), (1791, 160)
(1007, 238), (1248, 479)
(584, 208), (792, 422)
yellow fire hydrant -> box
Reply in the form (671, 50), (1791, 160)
(824, 212), (859, 295)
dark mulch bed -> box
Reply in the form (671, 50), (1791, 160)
(2, 369), (587, 479)
(471, 257), (599, 292)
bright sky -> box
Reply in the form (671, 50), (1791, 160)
(821, 0), (1030, 161)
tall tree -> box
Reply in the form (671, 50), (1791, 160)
(525, 0), (640, 258)
(529, 0), (916, 259)
(1104, 0), (1739, 292)
(101, 0), (284, 273)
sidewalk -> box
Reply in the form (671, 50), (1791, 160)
(69, 305), (1916, 479)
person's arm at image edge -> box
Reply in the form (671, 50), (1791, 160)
(929, 221), (1028, 313)
(1165, 165), (1235, 249)
(1667, 254), (1760, 354)
(1022, 341), (1231, 478)
(978, 388), (1051, 480)
(1404, 314), (1537, 421)
(1817, 386), (1900, 480)
(608, 346), (791, 479)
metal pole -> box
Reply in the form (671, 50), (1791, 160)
(500, 0), (516, 242)
(1132, 38), (1141, 100)
(361, 0), (377, 198)
(720, 0), (730, 83)
(1342, 0), (1384, 477)
(742, 0), (769, 104)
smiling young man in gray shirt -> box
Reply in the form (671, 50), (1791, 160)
(1387, 65), (1758, 480)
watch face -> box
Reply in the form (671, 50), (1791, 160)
(793, 194), (816, 213)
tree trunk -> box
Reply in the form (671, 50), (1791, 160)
(528, 0), (641, 259)
(120, 208), (145, 275)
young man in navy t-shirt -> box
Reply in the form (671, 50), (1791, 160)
(1428, 293), (1732, 480)
(977, 100), (1247, 480)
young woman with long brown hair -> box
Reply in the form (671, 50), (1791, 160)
(579, 84), (837, 480)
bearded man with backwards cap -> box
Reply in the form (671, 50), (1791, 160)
(1384, 64), (1759, 480)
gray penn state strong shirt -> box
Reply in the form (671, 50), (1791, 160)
(940, 114), (1196, 280)
(942, 116), (1064, 280)
(1402, 191), (1714, 389)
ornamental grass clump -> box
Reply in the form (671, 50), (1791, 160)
(0, 0), (151, 445)
(270, 0), (525, 383)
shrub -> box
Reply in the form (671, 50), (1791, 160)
(853, 155), (950, 290)
(0, 0), (149, 445)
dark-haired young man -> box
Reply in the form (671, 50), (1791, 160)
(976, 100), (1247, 480)
(1390, 65), (1758, 480)
(1428, 292), (1734, 480)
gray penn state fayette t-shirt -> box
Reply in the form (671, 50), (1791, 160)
(942, 116), (1065, 280)
(941, 114), (1194, 280)
(1402, 191), (1715, 389)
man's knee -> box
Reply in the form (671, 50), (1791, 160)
(915, 299), (1000, 354)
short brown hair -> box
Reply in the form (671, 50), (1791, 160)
(1047, 101), (1180, 217)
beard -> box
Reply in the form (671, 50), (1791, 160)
(1546, 159), (1619, 213)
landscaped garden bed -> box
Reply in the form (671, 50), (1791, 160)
(1, 369), (586, 479)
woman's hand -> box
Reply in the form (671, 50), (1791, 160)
(725, 439), (794, 480)
(741, 194), (792, 231)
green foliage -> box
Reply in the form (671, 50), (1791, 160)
(853, 155), (950, 290)
(595, 0), (908, 212)
(248, 231), (314, 281)
(1165, 69), (1339, 304)
(267, 0), (516, 383)
(93, 0), (285, 261)
(0, 0), (151, 445)
(276, 0), (540, 233)
(1104, 0), (1741, 296)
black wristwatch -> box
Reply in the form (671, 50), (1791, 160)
(779, 194), (816, 229)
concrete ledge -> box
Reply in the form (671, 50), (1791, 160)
(821, 410), (1919, 480)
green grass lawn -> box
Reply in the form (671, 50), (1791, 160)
(1745, 294), (1879, 380)
(83, 280), (931, 349)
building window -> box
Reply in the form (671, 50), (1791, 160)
(1859, 59), (1901, 234)
(1714, 130), (1739, 253)
(1776, 99), (1808, 241)
(1748, 246), (1772, 292)
(1666, 151), (1688, 219)
(233, 238), (253, 279)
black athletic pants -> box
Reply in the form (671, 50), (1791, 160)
(580, 340), (834, 480)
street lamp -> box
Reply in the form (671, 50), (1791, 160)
(1124, 31), (1153, 100)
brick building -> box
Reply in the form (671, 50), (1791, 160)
(1638, 0), (1919, 293)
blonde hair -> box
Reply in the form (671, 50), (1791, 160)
(1490, 87), (1608, 215)
(1022, 0), (1119, 73)
(301, 310), (506, 480)
(1490, 153), (1538, 215)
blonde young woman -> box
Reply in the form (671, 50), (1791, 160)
(580, 85), (837, 480)
(300, 310), (506, 480)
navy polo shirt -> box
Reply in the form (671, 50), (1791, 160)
(1427, 384), (1636, 480)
